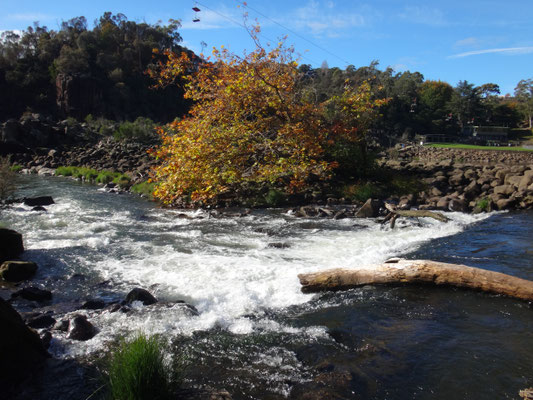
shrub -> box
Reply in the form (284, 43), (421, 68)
(113, 174), (132, 188)
(476, 197), (490, 212)
(113, 117), (155, 142)
(131, 181), (155, 198)
(96, 171), (116, 185)
(105, 333), (182, 400)
(264, 189), (286, 207)
(0, 157), (16, 201)
(10, 164), (22, 172)
(55, 166), (76, 176)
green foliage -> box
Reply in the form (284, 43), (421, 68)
(264, 189), (287, 207)
(131, 181), (156, 198)
(0, 14), (189, 121)
(0, 157), (16, 200)
(476, 197), (490, 212)
(95, 171), (117, 184)
(113, 174), (132, 188)
(342, 182), (382, 202)
(113, 117), (156, 142)
(10, 164), (23, 172)
(105, 333), (183, 400)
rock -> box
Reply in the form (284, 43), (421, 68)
(267, 242), (291, 249)
(26, 314), (56, 329)
(23, 196), (54, 207)
(67, 315), (96, 341)
(354, 198), (382, 218)
(333, 210), (348, 220)
(493, 185), (515, 196)
(124, 287), (158, 306)
(40, 331), (52, 349)
(53, 319), (70, 332)
(496, 198), (516, 210)
(0, 261), (38, 282)
(80, 299), (106, 310)
(448, 198), (467, 212)
(31, 206), (47, 212)
(37, 168), (55, 176)
(436, 197), (449, 210)
(0, 297), (48, 386)
(13, 286), (52, 302)
(0, 228), (24, 262)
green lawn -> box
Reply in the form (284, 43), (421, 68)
(425, 143), (533, 152)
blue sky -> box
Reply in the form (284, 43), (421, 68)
(1, 0), (532, 95)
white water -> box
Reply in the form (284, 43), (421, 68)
(1, 177), (492, 358)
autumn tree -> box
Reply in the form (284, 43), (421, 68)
(148, 26), (385, 206)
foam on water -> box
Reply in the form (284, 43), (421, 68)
(1, 177), (492, 358)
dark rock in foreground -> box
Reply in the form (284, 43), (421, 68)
(0, 297), (48, 386)
(0, 261), (37, 282)
(67, 315), (97, 341)
(0, 228), (24, 263)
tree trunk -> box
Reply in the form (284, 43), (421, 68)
(298, 259), (533, 302)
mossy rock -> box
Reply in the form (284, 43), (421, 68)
(0, 261), (37, 282)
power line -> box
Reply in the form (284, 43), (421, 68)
(193, 0), (321, 65)
(235, 0), (353, 67)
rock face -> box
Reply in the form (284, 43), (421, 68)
(56, 74), (103, 119)
(67, 315), (97, 341)
(124, 288), (158, 306)
(0, 261), (38, 282)
(0, 297), (48, 385)
(0, 228), (24, 263)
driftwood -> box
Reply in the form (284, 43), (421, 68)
(383, 203), (449, 228)
(520, 388), (533, 400)
(298, 259), (533, 302)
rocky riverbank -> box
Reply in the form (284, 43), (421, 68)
(380, 146), (533, 212)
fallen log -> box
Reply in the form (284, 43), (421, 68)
(383, 203), (450, 227)
(298, 259), (533, 302)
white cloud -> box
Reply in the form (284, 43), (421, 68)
(398, 6), (447, 26)
(454, 37), (480, 48)
(448, 47), (533, 58)
(291, 0), (367, 37)
(7, 13), (54, 22)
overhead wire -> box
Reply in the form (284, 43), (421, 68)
(235, 0), (353, 67)
(192, 0), (321, 66)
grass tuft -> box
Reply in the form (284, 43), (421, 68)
(105, 333), (183, 400)
(131, 181), (156, 198)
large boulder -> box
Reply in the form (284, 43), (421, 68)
(12, 286), (52, 302)
(0, 229), (24, 263)
(124, 288), (158, 306)
(354, 199), (382, 218)
(0, 261), (37, 282)
(23, 196), (54, 207)
(0, 297), (48, 386)
(67, 315), (97, 341)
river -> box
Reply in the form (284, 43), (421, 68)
(2, 175), (532, 399)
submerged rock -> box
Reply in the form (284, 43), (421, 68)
(124, 287), (158, 306)
(67, 315), (96, 341)
(13, 286), (52, 302)
(0, 260), (37, 282)
(23, 196), (55, 207)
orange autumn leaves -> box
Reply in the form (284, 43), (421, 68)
(148, 34), (386, 206)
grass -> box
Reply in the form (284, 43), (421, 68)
(104, 333), (183, 400)
(56, 166), (133, 188)
(10, 164), (23, 172)
(425, 143), (533, 152)
(131, 181), (156, 198)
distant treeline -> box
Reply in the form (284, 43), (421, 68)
(297, 61), (528, 143)
(0, 13), (191, 122)
(1, 13), (531, 136)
